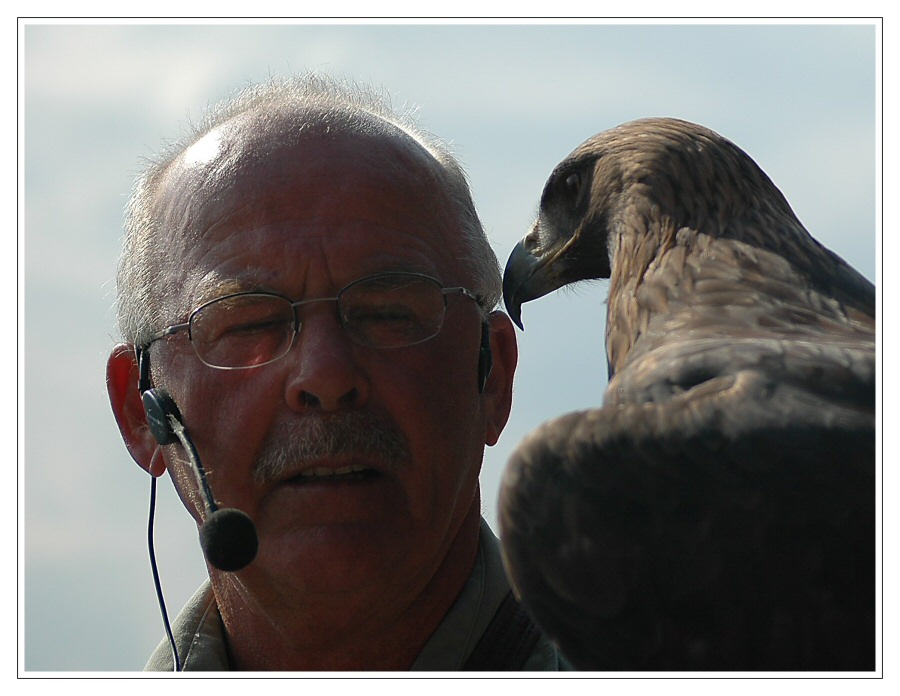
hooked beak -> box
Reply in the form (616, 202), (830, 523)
(503, 230), (564, 330)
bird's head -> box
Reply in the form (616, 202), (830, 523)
(502, 142), (616, 329)
(502, 117), (796, 329)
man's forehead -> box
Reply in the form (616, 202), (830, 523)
(188, 256), (444, 307)
(154, 109), (446, 236)
(151, 109), (462, 314)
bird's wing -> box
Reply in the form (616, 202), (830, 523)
(499, 334), (875, 671)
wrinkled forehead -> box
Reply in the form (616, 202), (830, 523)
(149, 109), (461, 312)
(156, 108), (449, 229)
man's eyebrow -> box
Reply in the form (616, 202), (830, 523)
(190, 264), (445, 307)
(192, 271), (276, 305)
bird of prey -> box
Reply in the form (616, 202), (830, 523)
(500, 118), (875, 671)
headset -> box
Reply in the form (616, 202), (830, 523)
(137, 346), (259, 573)
(138, 346), (259, 670)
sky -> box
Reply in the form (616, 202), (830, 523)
(20, 20), (880, 673)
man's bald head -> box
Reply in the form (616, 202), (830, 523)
(116, 74), (499, 346)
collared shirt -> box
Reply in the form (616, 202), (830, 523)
(145, 520), (571, 671)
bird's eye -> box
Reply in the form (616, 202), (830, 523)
(564, 172), (581, 199)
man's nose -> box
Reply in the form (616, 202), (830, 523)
(282, 308), (370, 412)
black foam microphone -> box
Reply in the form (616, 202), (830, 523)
(140, 384), (258, 572)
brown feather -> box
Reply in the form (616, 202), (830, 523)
(500, 118), (875, 671)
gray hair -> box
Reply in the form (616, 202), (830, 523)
(116, 73), (501, 346)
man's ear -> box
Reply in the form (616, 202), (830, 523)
(482, 311), (518, 447)
(106, 344), (166, 477)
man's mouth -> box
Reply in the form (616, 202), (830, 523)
(253, 412), (411, 487)
(297, 464), (375, 480)
(282, 463), (381, 484)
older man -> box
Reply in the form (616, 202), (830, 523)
(106, 75), (568, 671)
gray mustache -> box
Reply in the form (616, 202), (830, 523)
(253, 411), (411, 485)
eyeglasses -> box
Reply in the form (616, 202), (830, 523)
(143, 272), (482, 370)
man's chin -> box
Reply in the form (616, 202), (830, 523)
(243, 520), (419, 597)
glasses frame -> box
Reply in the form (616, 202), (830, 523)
(142, 271), (483, 370)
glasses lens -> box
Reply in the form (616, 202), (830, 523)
(190, 294), (295, 368)
(340, 274), (446, 348)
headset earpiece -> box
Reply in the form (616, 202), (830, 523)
(136, 345), (183, 446)
(478, 320), (493, 394)
(142, 388), (182, 446)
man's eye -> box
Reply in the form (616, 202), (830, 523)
(223, 318), (284, 336)
(199, 305), (288, 342)
(352, 305), (417, 325)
